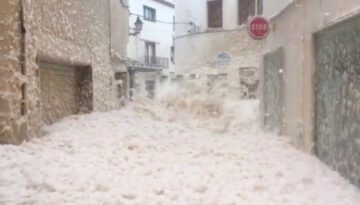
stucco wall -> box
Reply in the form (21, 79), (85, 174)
(260, 3), (305, 149)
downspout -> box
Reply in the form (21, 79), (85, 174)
(109, 0), (112, 57)
(20, 0), (26, 76)
(108, 0), (117, 106)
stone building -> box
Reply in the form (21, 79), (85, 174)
(261, 0), (360, 188)
(0, 0), (129, 144)
(174, 0), (288, 98)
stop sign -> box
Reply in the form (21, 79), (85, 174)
(247, 16), (270, 40)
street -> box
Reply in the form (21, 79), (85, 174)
(1, 0), (360, 204)
(0, 99), (359, 205)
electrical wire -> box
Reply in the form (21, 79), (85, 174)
(129, 12), (194, 25)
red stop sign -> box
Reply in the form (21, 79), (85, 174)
(248, 16), (270, 40)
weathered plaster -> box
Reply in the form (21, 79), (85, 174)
(175, 28), (261, 99)
(0, 0), (27, 144)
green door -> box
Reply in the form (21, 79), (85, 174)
(315, 15), (360, 188)
(263, 47), (285, 135)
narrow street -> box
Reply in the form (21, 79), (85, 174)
(1, 0), (360, 204)
(1, 99), (359, 205)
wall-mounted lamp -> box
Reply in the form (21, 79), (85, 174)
(129, 17), (143, 36)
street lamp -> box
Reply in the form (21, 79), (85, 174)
(130, 17), (143, 36)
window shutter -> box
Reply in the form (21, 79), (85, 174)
(257, 0), (263, 15)
(238, 0), (255, 25)
(208, 0), (223, 28)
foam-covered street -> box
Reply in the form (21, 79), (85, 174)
(0, 99), (359, 205)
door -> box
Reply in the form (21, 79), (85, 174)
(207, 0), (223, 28)
(145, 41), (156, 65)
(263, 47), (285, 135)
(39, 61), (78, 125)
(145, 80), (155, 99)
(315, 15), (360, 187)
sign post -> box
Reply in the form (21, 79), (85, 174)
(247, 16), (270, 40)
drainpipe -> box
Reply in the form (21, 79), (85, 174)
(20, 0), (27, 76)
(109, 0), (112, 57)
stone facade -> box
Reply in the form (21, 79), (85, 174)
(0, 0), (129, 144)
(175, 29), (261, 99)
(0, 0), (26, 144)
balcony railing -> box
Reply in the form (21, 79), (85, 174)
(143, 56), (169, 69)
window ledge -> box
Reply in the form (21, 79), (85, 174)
(205, 27), (224, 32)
(144, 19), (157, 23)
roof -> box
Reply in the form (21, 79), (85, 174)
(151, 0), (175, 8)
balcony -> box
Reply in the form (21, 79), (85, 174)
(143, 56), (169, 69)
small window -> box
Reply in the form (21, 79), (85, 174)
(207, 0), (223, 28)
(171, 46), (175, 63)
(144, 6), (156, 22)
(21, 84), (26, 116)
(238, 0), (257, 25)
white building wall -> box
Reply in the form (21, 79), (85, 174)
(128, 0), (175, 74)
(262, 0), (292, 18)
(175, 0), (291, 36)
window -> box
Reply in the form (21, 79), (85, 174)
(21, 83), (26, 116)
(171, 46), (175, 63)
(207, 0), (223, 28)
(257, 0), (263, 15)
(238, 0), (263, 25)
(144, 6), (156, 22)
(145, 41), (156, 64)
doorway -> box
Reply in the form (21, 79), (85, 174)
(263, 47), (285, 135)
(39, 61), (93, 125)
